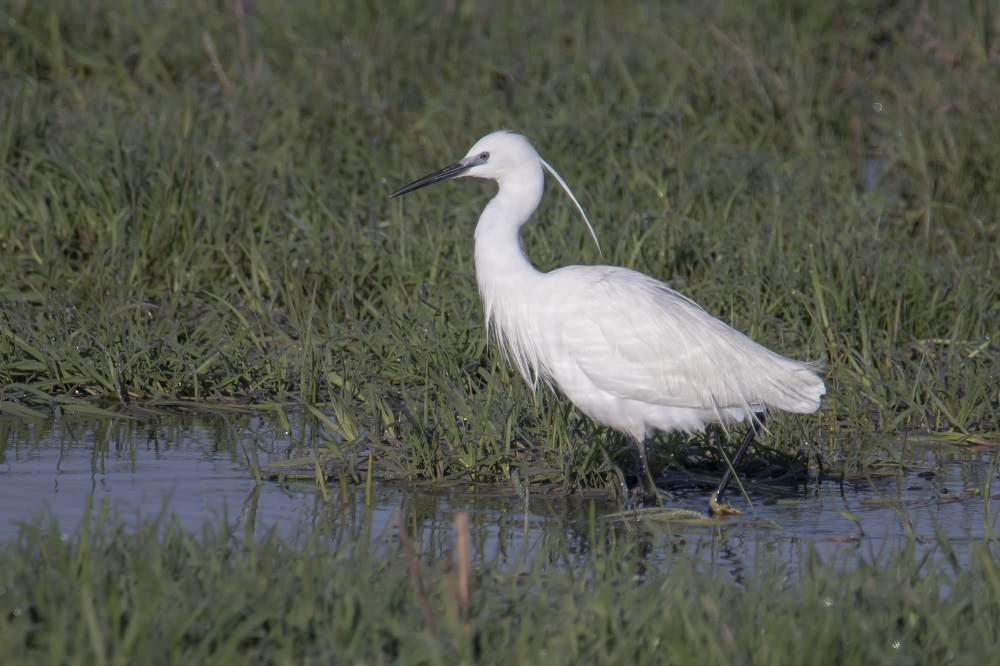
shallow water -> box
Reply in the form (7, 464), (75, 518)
(0, 412), (996, 571)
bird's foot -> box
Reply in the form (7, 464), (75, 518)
(625, 486), (672, 510)
(708, 492), (743, 517)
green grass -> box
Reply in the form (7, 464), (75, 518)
(1, 0), (998, 489)
(1, 504), (999, 664)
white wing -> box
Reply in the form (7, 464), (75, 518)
(545, 266), (824, 415)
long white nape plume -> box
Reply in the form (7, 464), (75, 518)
(540, 157), (602, 256)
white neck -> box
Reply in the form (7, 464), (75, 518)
(472, 166), (547, 387)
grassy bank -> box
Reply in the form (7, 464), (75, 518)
(1, 0), (997, 488)
(0, 507), (997, 664)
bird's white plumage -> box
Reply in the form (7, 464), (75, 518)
(460, 131), (824, 444)
(390, 130), (825, 504)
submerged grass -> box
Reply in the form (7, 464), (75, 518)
(1, 505), (999, 664)
(0, 0), (998, 489)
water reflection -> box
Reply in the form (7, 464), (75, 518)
(0, 412), (996, 572)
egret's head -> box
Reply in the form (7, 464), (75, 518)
(459, 131), (540, 182)
(388, 130), (601, 253)
(388, 131), (539, 198)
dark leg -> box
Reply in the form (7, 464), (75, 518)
(711, 413), (766, 506)
(635, 439), (658, 504)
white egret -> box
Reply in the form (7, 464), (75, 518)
(389, 130), (825, 513)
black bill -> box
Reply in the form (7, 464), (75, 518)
(388, 160), (473, 199)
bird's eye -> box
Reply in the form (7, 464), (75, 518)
(478, 152), (489, 161)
